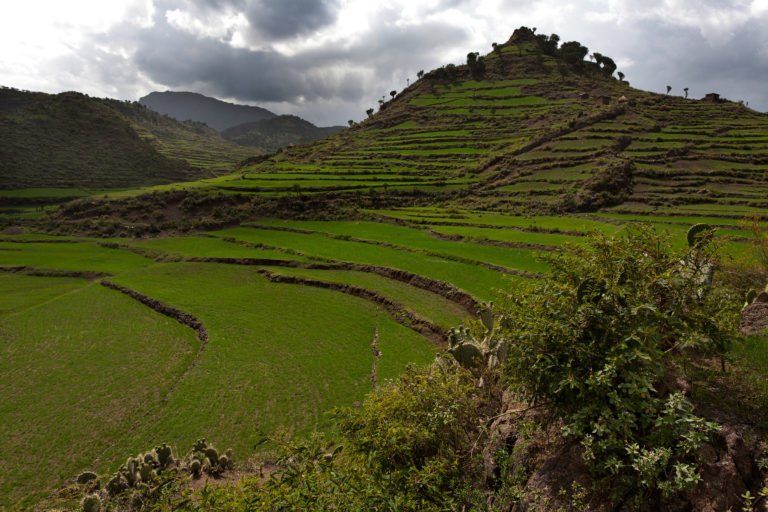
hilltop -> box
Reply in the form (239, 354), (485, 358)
(139, 91), (275, 131)
(0, 87), (259, 191)
(221, 114), (345, 152)
(140, 91), (346, 153)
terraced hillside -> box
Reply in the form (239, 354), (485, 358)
(215, 28), (766, 219)
(0, 208), (760, 507)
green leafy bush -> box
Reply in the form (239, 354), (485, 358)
(499, 225), (739, 501)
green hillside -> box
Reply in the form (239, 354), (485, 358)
(222, 114), (344, 152)
(0, 88), (258, 191)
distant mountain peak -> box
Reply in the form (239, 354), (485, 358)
(138, 91), (276, 132)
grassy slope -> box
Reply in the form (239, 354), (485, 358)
(0, 88), (259, 192)
(109, 262), (435, 458)
(0, 279), (199, 508)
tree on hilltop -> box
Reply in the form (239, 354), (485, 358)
(560, 41), (589, 68)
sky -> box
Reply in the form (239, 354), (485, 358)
(2, 0), (768, 126)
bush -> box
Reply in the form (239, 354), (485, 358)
(498, 225), (740, 502)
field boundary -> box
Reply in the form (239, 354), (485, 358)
(256, 268), (447, 345)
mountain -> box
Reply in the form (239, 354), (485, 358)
(0, 87), (259, 189)
(139, 91), (276, 132)
(233, 26), (768, 215)
(221, 115), (345, 152)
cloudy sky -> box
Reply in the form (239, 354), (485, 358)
(2, 0), (768, 125)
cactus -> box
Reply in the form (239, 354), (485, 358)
(124, 458), (139, 486)
(155, 444), (173, 468)
(225, 448), (233, 460)
(204, 446), (219, 465)
(687, 223), (713, 248)
(448, 305), (510, 373)
(139, 462), (155, 483)
(189, 459), (202, 477)
(193, 439), (207, 453)
(756, 291), (768, 304)
(478, 304), (494, 331)
(143, 452), (157, 466)
(106, 473), (128, 496)
(218, 454), (229, 470)
(76, 471), (98, 485)
(81, 494), (101, 512)
(450, 342), (483, 369)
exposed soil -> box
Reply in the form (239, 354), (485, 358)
(99, 280), (208, 343)
(740, 301), (768, 336)
(0, 265), (109, 280)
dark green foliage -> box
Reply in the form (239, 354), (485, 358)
(559, 41), (590, 67)
(500, 226), (740, 500)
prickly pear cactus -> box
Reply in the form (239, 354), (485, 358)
(76, 471), (98, 485)
(687, 223), (713, 247)
(138, 462), (155, 483)
(204, 447), (219, 465)
(193, 439), (207, 453)
(106, 473), (128, 496)
(155, 444), (173, 468)
(189, 459), (202, 477)
(450, 342), (483, 370)
(218, 454), (229, 470)
(478, 304), (495, 331)
(81, 494), (101, 512)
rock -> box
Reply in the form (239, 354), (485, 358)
(686, 425), (758, 512)
(740, 301), (768, 335)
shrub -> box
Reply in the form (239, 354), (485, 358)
(498, 225), (740, 502)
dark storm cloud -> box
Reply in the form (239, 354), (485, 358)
(91, 2), (468, 110)
(572, 12), (768, 108)
(244, 0), (339, 39)
(51, 0), (768, 124)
